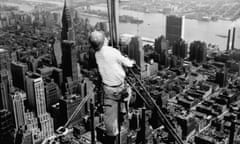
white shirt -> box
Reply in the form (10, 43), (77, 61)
(95, 46), (134, 86)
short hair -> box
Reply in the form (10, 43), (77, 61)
(89, 30), (105, 51)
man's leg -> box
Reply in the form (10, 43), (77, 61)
(103, 99), (118, 144)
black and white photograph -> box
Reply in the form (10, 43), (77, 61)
(0, 0), (240, 144)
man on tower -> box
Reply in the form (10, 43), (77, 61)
(89, 30), (135, 144)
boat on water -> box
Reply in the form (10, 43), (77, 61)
(199, 16), (219, 22)
(200, 16), (211, 22)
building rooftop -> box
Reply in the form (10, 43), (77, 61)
(26, 72), (42, 79)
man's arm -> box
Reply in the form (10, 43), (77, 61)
(115, 49), (135, 67)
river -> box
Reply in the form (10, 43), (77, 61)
(3, 1), (236, 51)
(85, 4), (235, 51)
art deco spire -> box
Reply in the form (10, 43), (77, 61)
(61, 0), (75, 41)
(62, 0), (72, 27)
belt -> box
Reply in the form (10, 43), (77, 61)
(103, 82), (123, 88)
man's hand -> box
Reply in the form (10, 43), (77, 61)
(131, 60), (136, 67)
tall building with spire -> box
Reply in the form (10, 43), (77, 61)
(61, 0), (81, 94)
(61, 0), (75, 42)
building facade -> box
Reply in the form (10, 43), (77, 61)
(44, 78), (60, 112)
(61, 41), (78, 82)
(189, 41), (207, 63)
(173, 39), (188, 59)
(25, 73), (54, 141)
(26, 73), (47, 116)
(0, 48), (13, 111)
(166, 15), (185, 46)
(154, 35), (168, 54)
(0, 109), (14, 144)
(11, 62), (28, 91)
(128, 36), (145, 70)
(11, 91), (26, 129)
(61, 0), (75, 42)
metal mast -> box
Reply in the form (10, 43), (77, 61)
(107, 0), (119, 48)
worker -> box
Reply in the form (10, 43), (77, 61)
(89, 30), (135, 144)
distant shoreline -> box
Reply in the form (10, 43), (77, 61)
(122, 7), (237, 22)
(78, 10), (144, 25)
(2, 1), (237, 23)
(78, 12), (108, 20)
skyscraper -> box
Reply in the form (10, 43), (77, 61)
(59, 78), (95, 126)
(25, 73), (54, 140)
(26, 73), (47, 116)
(154, 36), (169, 68)
(215, 67), (227, 87)
(128, 36), (145, 69)
(61, 40), (78, 82)
(172, 39), (188, 59)
(61, 0), (75, 42)
(0, 48), (10, 71)
(154, 35), (168, 54)
(11, 62), (28, 91)
(0, 109), (14, 144)
(61, 0), (81, 94)
(166, 15), (185, 46)
(59, 95), (83, 126)
(0, 48), (13, 111)
(52, 67), (63, 88)
(11, 91), (26, 129)
(44, 78), (60, 112)
(0, 71), (12, 110)
(189, 41), (207, 63)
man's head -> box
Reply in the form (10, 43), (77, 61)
(89, 30), (105, 51)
